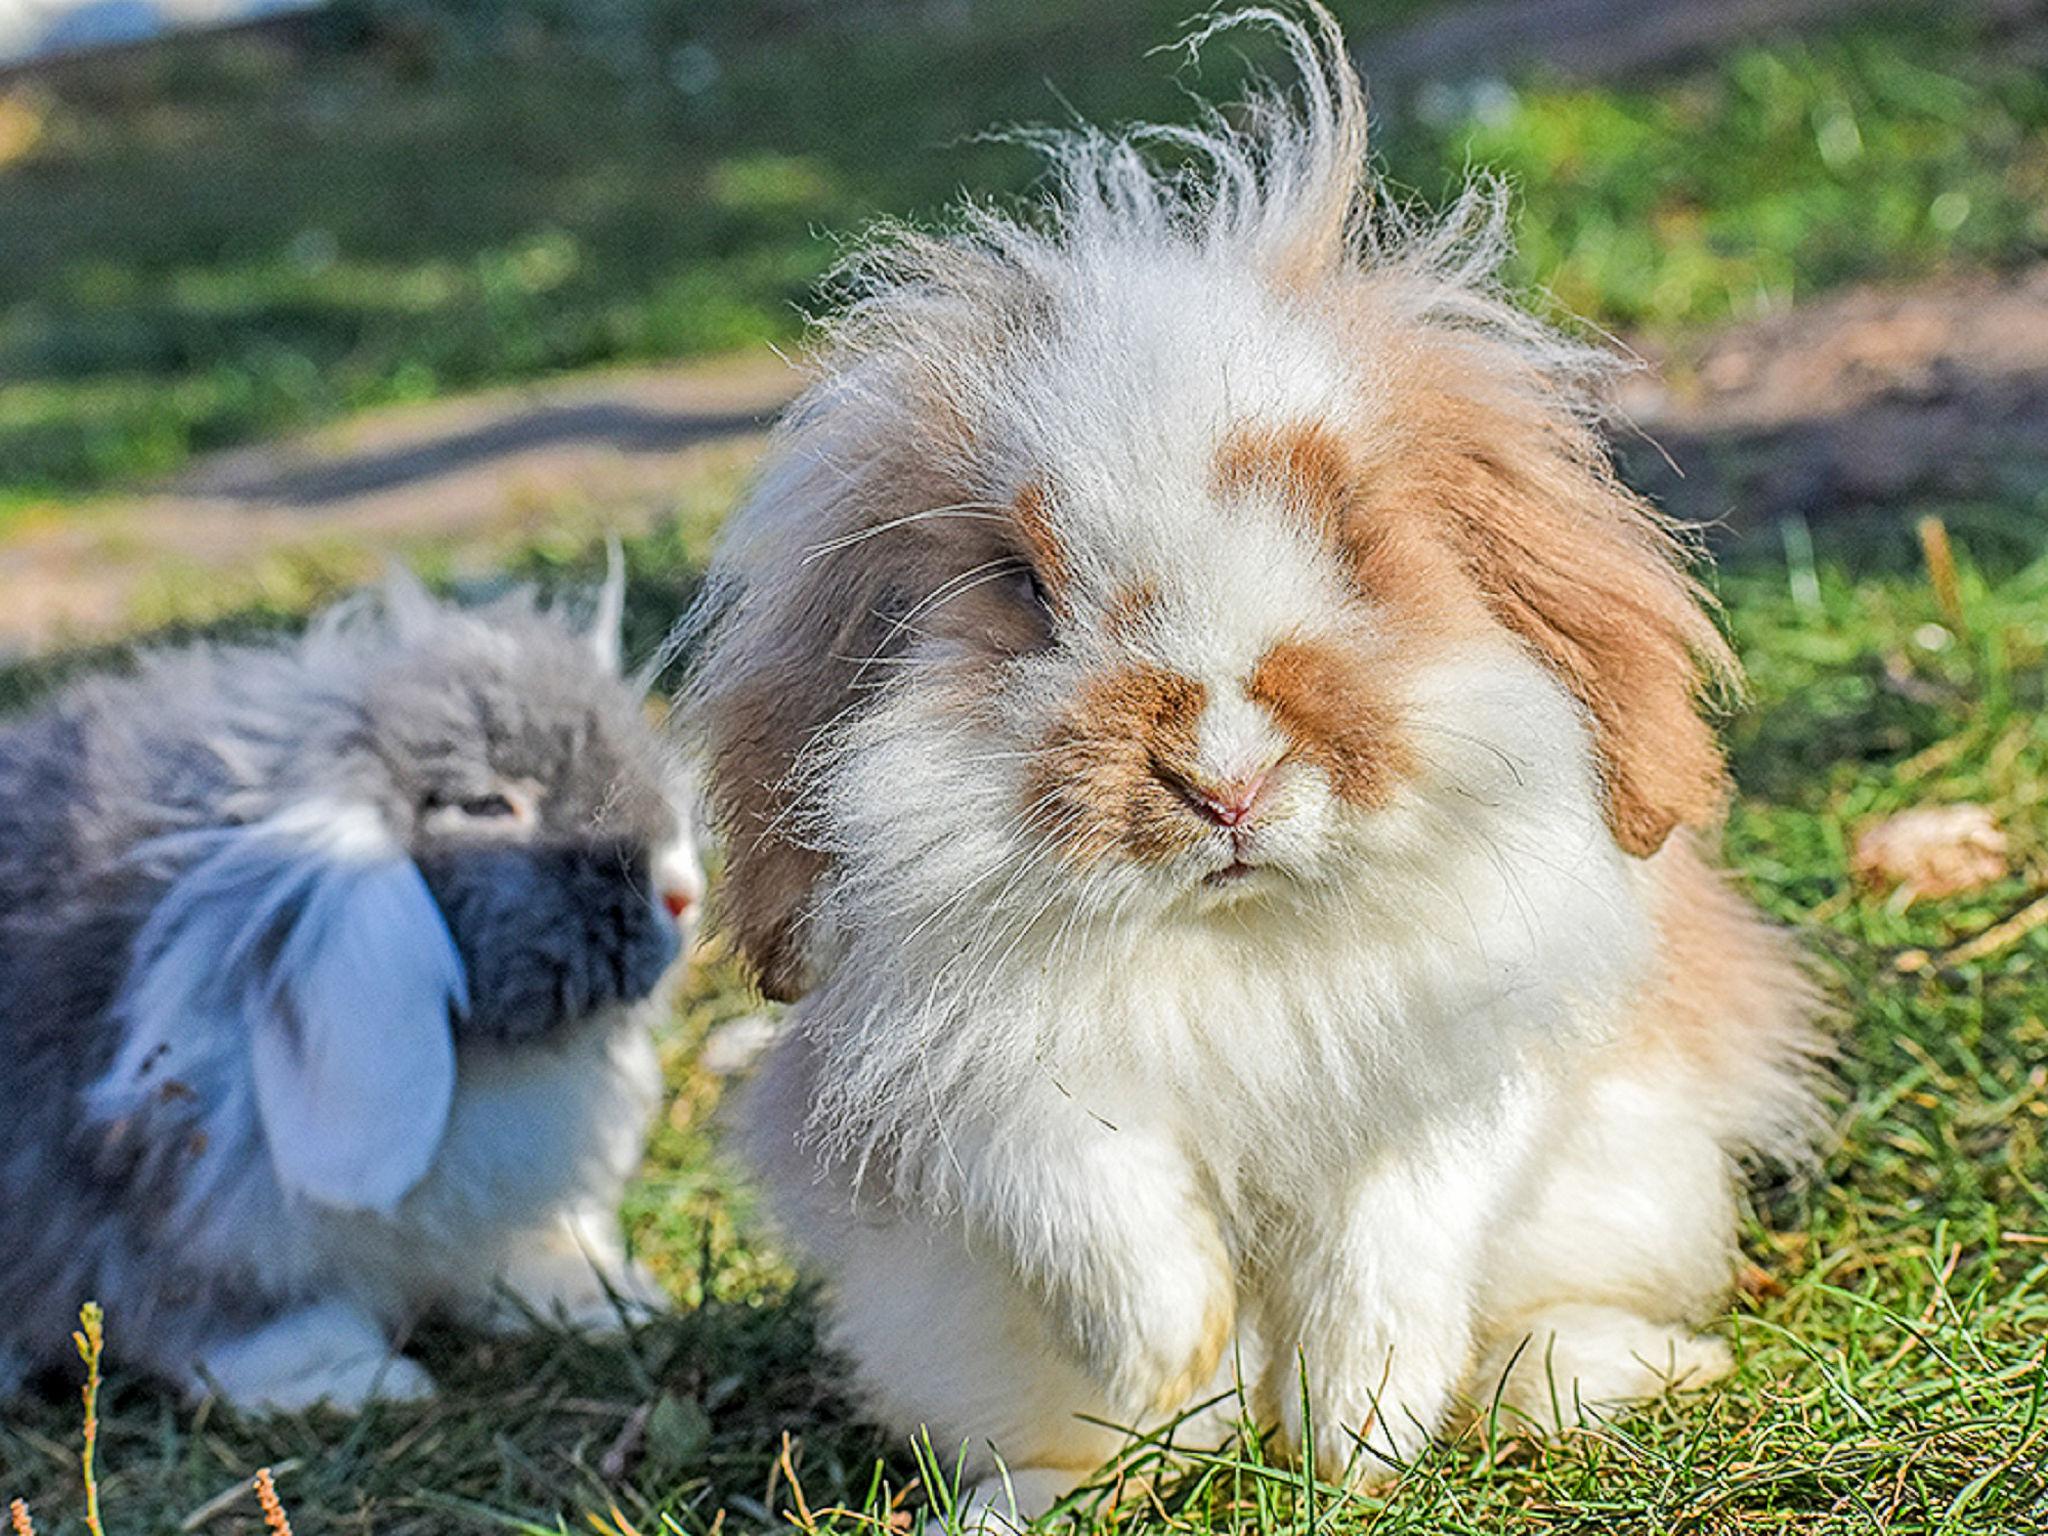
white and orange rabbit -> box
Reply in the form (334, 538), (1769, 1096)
(689, 6), (1821, 1523)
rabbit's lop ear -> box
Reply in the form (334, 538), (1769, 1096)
(124, 807), (468, 1215)
(1365, 343), (1740, 857)
(251, 851), (468, 1214)
(588, 534), (627, 674)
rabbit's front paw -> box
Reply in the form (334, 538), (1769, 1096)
(1278, 1333), (1463, 1490)
(1053, 1228), (1235, 1420)
(192, 1301), (434, 1414)
(488, 1212), (671, 1334)
(1476, 1304), (1732, 1435)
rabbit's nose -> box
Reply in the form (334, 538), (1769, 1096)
(653, 840), (703, 927)
(1157, 761), (1277, 829)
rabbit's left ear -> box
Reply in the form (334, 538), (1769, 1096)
(1356, 345), (1740, 857)
(250, 851), (468, 1214)
(588, 535), (627, 674)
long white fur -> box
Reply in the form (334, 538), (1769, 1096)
(133, 801), (470, 1215)
(700, 4), (1815, 1519)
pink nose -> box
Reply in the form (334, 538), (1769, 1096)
(1175, 767), (1273, 829)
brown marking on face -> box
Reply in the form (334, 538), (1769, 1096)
(1012, 478), (1073, 615)
(1213, 418), (1490, 654)
(1213, 420), (1355, 540)
(1320, 330), (1736, 856)
(1029, 664), (1209, 865)
(1248, 637), (1412, 809)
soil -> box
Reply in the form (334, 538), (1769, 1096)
(0, 353), (795, 655)
(1617, 263), (2048, 538)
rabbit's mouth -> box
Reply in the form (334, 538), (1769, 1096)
(1204, 857), (1258, 887)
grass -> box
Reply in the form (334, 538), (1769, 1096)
(2, 1), (2046, 1530)
(1, 0), (2044, 493)
(2, 500), (2045, 1535)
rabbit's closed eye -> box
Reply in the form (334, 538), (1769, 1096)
(421, 781), (539, 838)
(999, 560), (1053, 620)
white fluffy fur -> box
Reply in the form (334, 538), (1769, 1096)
(697, 5), (1815, 1519)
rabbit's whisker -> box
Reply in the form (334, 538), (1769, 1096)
(800, 504), (1012, 565)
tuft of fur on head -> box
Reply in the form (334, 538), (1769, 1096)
(689, 5), (1760, 1194)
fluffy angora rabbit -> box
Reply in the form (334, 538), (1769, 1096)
(690, 5), (1821, 1523)
(0, 570), (701, 1413)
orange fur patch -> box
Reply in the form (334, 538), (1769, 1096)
(1213, 420), (1355, 538)
(1248, 638), (1413, 808)
(1029, 664), (1209, 864)
(1210, 321), (1734, 859)
(1332, 337), (1735, 856)
(1013, 479), (1074, 614)
(1602, 834), (1824, 1164)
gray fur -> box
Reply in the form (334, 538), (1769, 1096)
(0, 578), (691, 1398)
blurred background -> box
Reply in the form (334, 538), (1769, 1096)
(3, 4), (2046, 1532)
(0, 0), (2044, 668)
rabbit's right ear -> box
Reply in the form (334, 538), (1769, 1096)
(251, 847), (467, 1213)
(117, 806), (468, 1215)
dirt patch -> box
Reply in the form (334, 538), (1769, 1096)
(6, 264), (2046, 657)
(1616, 263), (2048, 535)
(0, 352), (797, 655)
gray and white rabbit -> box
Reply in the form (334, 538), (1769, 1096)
(0, 566), (701, 1413)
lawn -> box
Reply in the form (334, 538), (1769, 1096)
(2, 502), (2045, 1536)
(3, 1), (2047, 1532)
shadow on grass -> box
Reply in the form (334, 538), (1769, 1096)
(192, 401), (777, 509)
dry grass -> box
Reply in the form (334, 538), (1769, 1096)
(6, 1309), (301, 1536)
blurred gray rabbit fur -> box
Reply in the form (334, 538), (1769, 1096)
(0, 568), (701, 1412)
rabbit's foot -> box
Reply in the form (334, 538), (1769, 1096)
(192, 1300), (433, 1414)
(486, 1210), (671, 1334)
(1265, 1228), (1476, 1488)
(1277, 1329), (1465, 1491)
(1475, 1304), (1732, 1435)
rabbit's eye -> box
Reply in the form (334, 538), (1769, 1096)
(1000, 560), (1053, 617)
(421, 783), (538, 836)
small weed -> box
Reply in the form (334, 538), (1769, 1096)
(6, 1306), (299, 1536)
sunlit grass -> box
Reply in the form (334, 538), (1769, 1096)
(3, 502), (2044, 1534)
